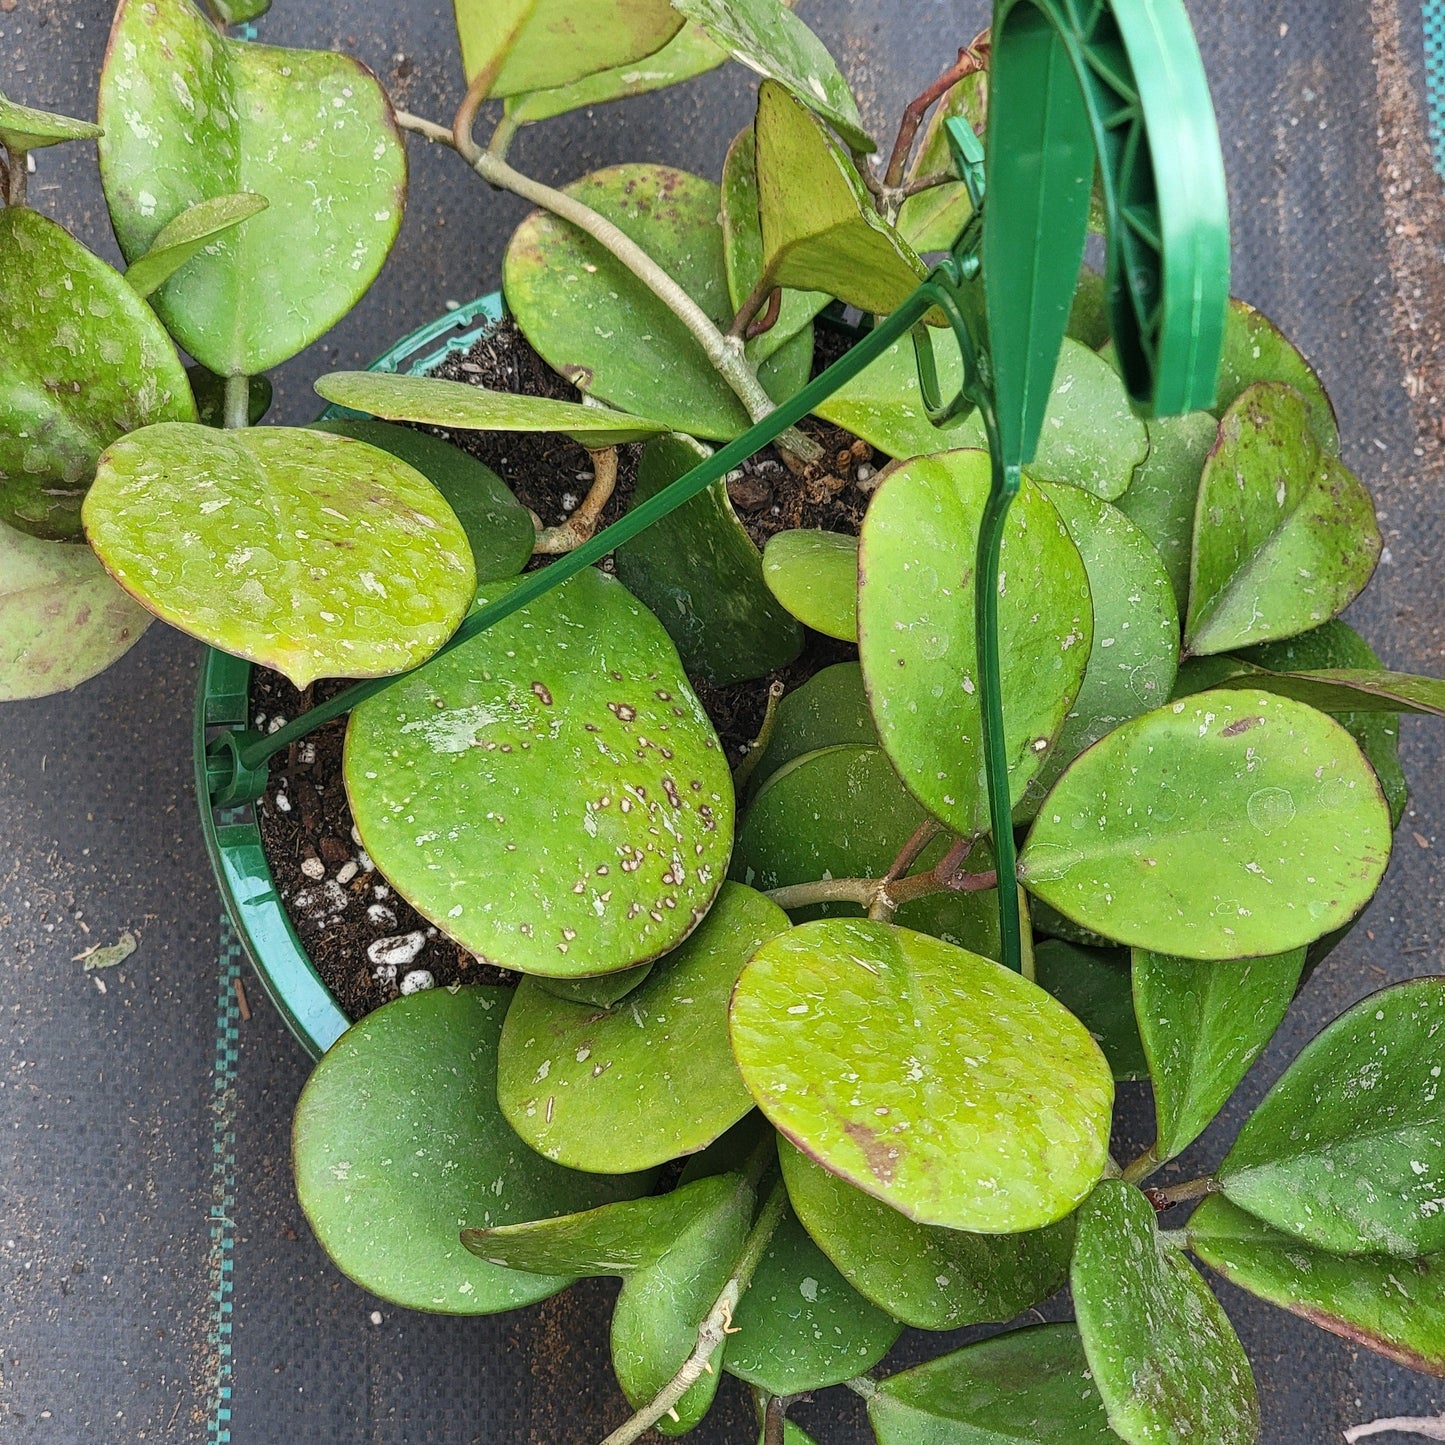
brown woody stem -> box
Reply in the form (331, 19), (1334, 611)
(882, 31), (990, 189)
(532, 447), (618, 554)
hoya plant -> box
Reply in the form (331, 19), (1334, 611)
(3, 0), (1444, 1442)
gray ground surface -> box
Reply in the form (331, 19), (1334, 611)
(3, 0), (1445, 1440)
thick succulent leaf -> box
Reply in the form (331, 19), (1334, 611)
(452, 0), (682, 96)
(780, 1140), (1072, 1330)
(310, 418), (534, 583)
(463, 1173), (734, 1276)
(725, 1204), (901, 1393)
(721, 127), (826, 366)
(1073, 1180), (1259, 1445)
(1115, 412), (1217, 616)
(534, 963), (653, 1011)
(674, 0), (871, 151)
(896, 181), (975, 258)
(1021, 483), (1179, 815)
(868, 1324), (1118, 1445)
(344, 568), (734, 976)
(1020, 690), (1393, 960)
(858, 450), (1092, 837)
(1067, 266), (1112, 350)
(730, 918), (1113, 1232)
(122, 192), (268, 299)
(98, 0), (405, 375)
(292, 986), (647, 1314)
(314, 371), (668, 448)
(614, 433), (803, 686)
(1179, 660), (1445, 720)
(743, 662), (876, 798)
(0, 206), (195, 541)
(0, 523), (152, 700)
(1214, 299), (1338, 453)
(1034, 941), (1147, 1082)
(732, 744), (1001, 960)
(189, 365), (271, 429)
(1133, 948), (1305, 1162)
(0, 88), (102, 152)
(1185, 384), (1380, 655)
(83, 423), (475, 688)
(754, 81), (922, 315)
(504, 163), (805, 440)
(496, 884), (788, 1172)
(761, 529), (858, 642)
(1218, 978), (1445, 1257)
(1189, 1193), (1445, 1377)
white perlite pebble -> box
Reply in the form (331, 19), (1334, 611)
(367, 903), (398, 928)
(368, 930), (426, 969)
(300, 856), (325, 880)
(274, 792), (291, 813)
(266, 715), (287, 734)
(369, 1311), (383, 1326)
(357, 849), (375, 873)
(351, 825), (364, 847)
(335, 861), (358, 885)
(399, 969), (435, 996)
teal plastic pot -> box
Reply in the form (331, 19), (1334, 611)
(193, 294), (503, 1059)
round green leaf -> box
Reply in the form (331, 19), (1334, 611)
(868, 1324), (1117, 1445)
(189, 366), (271, 429)
(1185, 383), (1380, 655)
(0, 523), (152, 700)
(743, 661), (876, 799)
(0, 206), (195, 541)
(614, 433), (803, 686)
(1020, 690), (1393, 959)
(762, 529), (858, 642)
(673, 0), (872, 152)
(732, 744), (1001, 960)
(858, 450), (1092, 837)
(754, 80), (921, 316)
(83, 423), (475, 688)
(292, 985), (647, 1314)
(98, 0), (406, 376)
(1034, 940), (1147, 1082)
(504, 163), (806, 441)
(1189, 1193), (1445, 1378)
(345, 567), (734, 977)
(1218, 978), (1445, 1257)
(1022, 483), (1179, 814)
(1133, 948), (1305, 1162)
(1214, 299), (1338, 454)
(725, 1203), (902, 1394)
(731, 919), (1113, 1232)
(315, 371), (669, 449)
(122, 192), (269, 300)
(1073, 1180), (1259, 1445)
(534, 963), (653, 1011)
(497, 883), (789, 1172)
(780, 1140), (1072, 1330)
(0, 87), (102, 152)
(310, 418), (534, 583)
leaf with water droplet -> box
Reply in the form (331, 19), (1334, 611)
(858, 450), (1091, 837)
(730, 918), (1113, 1232)
(496, 884), (788, 1172)
(1218, 978), (1445, 1257)
(0, 206), (195, 541)
(123, 192), (269, 299)
(98, 0), (406, 375)
(762, 529), (858, 642)
(1034, 940), (1147, 1082)
(779, 1140), (1071, 1329)
(84, 423), (475, 688)
(1020, 690), (1392, 959)
(0, 86), (102, 152)
(1214, 299), (1337, 453)
(345, 567), (734, 977)
(1073, 1180), (1259, 1445)
(1185, 383), (1380, 655)
(292, 985), (649, 1315)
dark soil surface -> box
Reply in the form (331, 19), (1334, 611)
(256, 316), (876, 1019)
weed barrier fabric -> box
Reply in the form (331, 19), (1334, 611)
(1, 0), (1444, 1439)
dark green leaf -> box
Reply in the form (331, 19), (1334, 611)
(781, 1140), (1071, 1330)
(1214, 299), (1338, 454)
(1067, 266), (1112, 350)
(98, 0), (405, 375)
(0, 87), (102, 152)
(1073, 1180), (1259, 1445)
(122, 192), (269, 299)
(614, 433), (803, 686)
(1189, 1193), (1445, 1377)
(0, 206), (195, 541)
(344, 568), (734, 976)
(1034, 941), (1147, 1082)
(189, 366), (271, 428)
(762, 529), (858, 642)
(1185, 384), (1380, 655)
(730, 918), (1113, 1232)
(1133, 948), (1305, 1161)
(292, 985), (648, 1314)
(1020, 691), (1393, 960)
(1218, 978), (1445, 1257)
(742, 662), (876, 799)
(84, 423), (475, 688)
(496, 884), (789, 1172)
